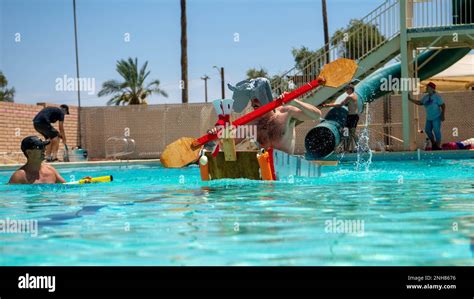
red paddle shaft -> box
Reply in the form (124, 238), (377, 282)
(192, 78), (324, 148)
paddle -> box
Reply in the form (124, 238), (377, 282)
(160, 58), (358, 168)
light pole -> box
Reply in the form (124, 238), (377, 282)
(213, 66), (225, 99)
(180, 0), (188, 103)
(201, 75), (210, 103)
(72, 0), (82, 148)
(321, 0), (330, 63)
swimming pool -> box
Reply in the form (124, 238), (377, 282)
(1, 159), (473, 266)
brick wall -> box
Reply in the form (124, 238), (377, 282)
(0, 102), (78, 163)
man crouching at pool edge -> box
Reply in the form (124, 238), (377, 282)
(9, 136), (68, 184)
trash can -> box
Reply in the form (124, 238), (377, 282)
(68, 148), (88, 162)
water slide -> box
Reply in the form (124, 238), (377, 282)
(304, 47), (472, 159)
(303, 0), (473, 159)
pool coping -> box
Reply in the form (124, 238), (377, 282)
(322, 149), (474, 163)
(0, 150), (472, 171)
(0, 159), (162, 171)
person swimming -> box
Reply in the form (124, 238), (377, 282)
(9, 136), (66, 184)
(8, 136), (89, 184)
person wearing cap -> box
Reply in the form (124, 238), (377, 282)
(8, 136), (67, 184)
(32, 104), (69, 162)
(408, 82), (445, 150)
(224, 77), (322, 154)
(321, 84), (359, 152)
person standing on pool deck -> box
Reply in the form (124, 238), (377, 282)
(33, 104), (69, 162)
(8, 136), (67, 184)
(408, 82), (445, 150)
(321, 84), (359, 152)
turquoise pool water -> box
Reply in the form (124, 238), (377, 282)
(0, 159), (473, 266)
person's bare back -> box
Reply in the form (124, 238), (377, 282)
(227, 78), (323, 154)
(253, 106), (297, 154)
(249, 97), (322, 154)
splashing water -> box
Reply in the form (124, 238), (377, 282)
(355, 103), (373, 171)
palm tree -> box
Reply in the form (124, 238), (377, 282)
(98, 58), (168, 106)
(321, 0), (330, 62)
(0, 71), (15, 102)
(180, 0), (188, 103)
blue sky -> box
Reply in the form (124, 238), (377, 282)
(1, 0), (379, 106)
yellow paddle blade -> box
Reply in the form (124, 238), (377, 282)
(64, 175), (113, 185)
(319, 58), (358, 88)
(160, 137), (202, 168)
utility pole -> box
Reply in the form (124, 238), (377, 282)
(180, 0), (189, 103)
(321, 0), (330, 63)
(213, 66), (225, 99)
(72, 0), (82, 148)
(220, 67), (225, 99)
(201, 75), (210, 103)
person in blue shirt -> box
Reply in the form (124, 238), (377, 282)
(408, 82), (446, 150)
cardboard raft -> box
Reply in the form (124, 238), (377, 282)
(200, 149), (337, 181)
(205, 151), (261, 180)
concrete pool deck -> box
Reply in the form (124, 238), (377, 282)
(321, 149), (474, 163)
(0, 159), (162, 171)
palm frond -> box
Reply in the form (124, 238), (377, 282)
(146, 80), (168, 98)
(102, 58), (167, 105)
(0, 71), (7, 88)
(98, 80), (124, 97)
(0, 87), (15, 102)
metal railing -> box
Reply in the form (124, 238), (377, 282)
(271, 0), (401, 97)
(105, 136), (136, 159)
(411, 0), (474, 28)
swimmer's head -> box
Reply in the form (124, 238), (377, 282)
(21, 136), (49, 160)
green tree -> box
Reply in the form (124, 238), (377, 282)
(269, 74), (289, 96)
(0, 71), (15, 102)
(98, 58), (168, 106)
(246, 67), (268, 79)
(331, 19), (386, 60)
(292, 47), (327, 71)
(292, 46), (316, 71)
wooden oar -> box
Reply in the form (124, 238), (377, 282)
(160, 58), (358, 168)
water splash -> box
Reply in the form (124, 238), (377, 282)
(355, 103), (373, 171)
(335, 142), (345, 162)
